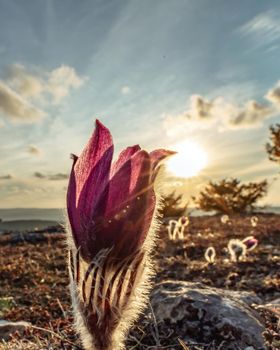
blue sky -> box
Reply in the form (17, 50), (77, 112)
(0, 0), (280, 208)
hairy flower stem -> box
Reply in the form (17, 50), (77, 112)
(67, 232), (155, 350)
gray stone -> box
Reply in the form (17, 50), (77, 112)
(266, 298), (280, 305)
(150, 281), (267, 350)
(0, 320), (31, 341)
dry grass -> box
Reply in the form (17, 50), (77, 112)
(0, 214), (279, 349)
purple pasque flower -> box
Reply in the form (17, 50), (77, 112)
(242, 236), (258, 251)
(66, 120), (174, 350)
(67, 119), (173, 262)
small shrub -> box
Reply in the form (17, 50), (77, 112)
(160, 192), (188, 217)
(193, 178), (268, 214)
(266, 124), (280, 163)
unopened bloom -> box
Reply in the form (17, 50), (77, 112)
(177, 216), (189, 239)
(221, 214), (229, 224)
(167, 219), (177, 240)
(242, 236), (258, 251)
(204, 246), (216, 264)
(228, 239), (246, 262)
(250, 216), (259, 227)
(179, 216), (189, 226)
(66, 120), (173, 350)
(167, 216), (189, 240)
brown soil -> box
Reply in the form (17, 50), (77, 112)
(0, 214), (279, 349)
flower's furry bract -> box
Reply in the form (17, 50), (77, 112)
(66, 120), (173, 350)
(228, 239), (247, 262)
(67, 200), (160, 350)
(167, 216), (189, 240)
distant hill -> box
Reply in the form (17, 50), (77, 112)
(0, 208), (64, 222)
(0, 220), (59, 232)
(0, 207), (279, 233)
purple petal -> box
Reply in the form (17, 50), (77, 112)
(150, 149), (176, 169)
(106, 156), (133, 218)
(119, 152), (154, 256)
(107, 150), (151, 216)
(67, 154), (80, 245)
(129, 150), (151, 194)
(110, 145), (141, 177)
(67, 120), (113, 249)
(67, 121), (173, 261)
(110, 151), (154, 255)
(149, 149), (176, 181)
(125, 151), (155, 249)
(84, 151), (154, 259)
(243, 237), (258, 249)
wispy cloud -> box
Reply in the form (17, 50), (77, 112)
(0, 64), (86, 124)
(33, 172), (68, 181)
(27, 145), (41, 156)
(33, 172), (46, 179)
(121, 86), (131, 95)
(49, 173), (68, 181)
(7, 64), (43, 98)
(0, 174), (13, 180)
(265, 81), (280, 108)
(239, 10), (280, 48)
(0, 81), (45, 122)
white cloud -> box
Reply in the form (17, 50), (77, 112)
(0, 81), (45, 123)
(7, 64), (43, 98)
(163, 84), (278, 133)
(239, 10), (280, 47)
(185, 95), (214, 121)
(163, 95), (219, 137)
(265, 81), (280, 108)
(163, 113), (192, 137)
(47, 65), (85, 104)
(226, 100), (274, 128)
(0, 64), (86, 124)
(235, 158), (278, 179)
(121, 86), (131, 95)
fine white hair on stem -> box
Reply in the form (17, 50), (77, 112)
(67, 229), (156, 349)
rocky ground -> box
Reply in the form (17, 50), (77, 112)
(0, 214), (279, 349)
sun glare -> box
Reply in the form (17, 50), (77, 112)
(167, 140), (208, 178)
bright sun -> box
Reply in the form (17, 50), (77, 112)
(167, 140), (208, 178)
